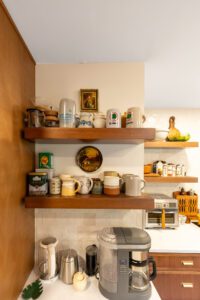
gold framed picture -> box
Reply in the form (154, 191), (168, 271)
(80, 89), (98, 112)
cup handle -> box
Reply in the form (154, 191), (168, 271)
(88, 178), (94, 192)
(140, 179), (145, 191)
(74, 179), (81, 193)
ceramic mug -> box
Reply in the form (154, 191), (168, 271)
(60, 174), (81, 196)
(104, 176), (121, 196)
(75, 176), (93, 195)
(125, 175), (145, 196)
(126, 107), (144, 128)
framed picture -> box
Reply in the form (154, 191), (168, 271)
(80, 89), (98, 112)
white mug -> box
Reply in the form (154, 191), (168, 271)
(126, 107), (143, 128)
(125, 175), (145, 196)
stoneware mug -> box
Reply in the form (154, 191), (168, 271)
(75, 176), (93, 195)
(60, 174), (81, 196)
(125, 174), (145, 196)
(126, 107), (144, 128)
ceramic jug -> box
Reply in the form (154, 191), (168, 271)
(78, 112), (93, 128)
(60, 174), (81, 196)
(75, 176), (93, 195)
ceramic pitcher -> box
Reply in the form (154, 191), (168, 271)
(60, 174), (81, 196)
(75, 176), (93, 195)
(78, 112), (93, 128)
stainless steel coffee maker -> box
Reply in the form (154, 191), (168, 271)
(98, 227), (156, 300)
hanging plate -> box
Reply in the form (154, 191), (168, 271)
(76, 146), (103, 172)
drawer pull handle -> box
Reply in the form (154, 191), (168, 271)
(181, 260), (194, 266)
(181, 282), (194, 288)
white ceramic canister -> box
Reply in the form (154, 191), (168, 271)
(49, 177), (61, 195)
(106, 109), (121, 128)
(93, 113), (106, 128)
(126, 107), (142, 128)
(59, 98), (76, 128)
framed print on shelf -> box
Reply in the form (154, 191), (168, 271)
(80, 89), (98, 112)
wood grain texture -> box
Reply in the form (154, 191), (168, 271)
(23, 127), (156, 144)
(145, 176), (198, 183)
(25, 194), (154, 209)
(0, 4), (35, 300)
(144, 141), (199, 148)
(151, 253), (200, 300)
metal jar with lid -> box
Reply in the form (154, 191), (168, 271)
(60, 249), (79, 284)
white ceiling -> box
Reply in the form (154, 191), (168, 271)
(3, 0), (200, 107)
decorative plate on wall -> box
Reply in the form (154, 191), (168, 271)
(76, 146), (103, 172)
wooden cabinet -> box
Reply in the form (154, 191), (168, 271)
(151, 252), (200, 300)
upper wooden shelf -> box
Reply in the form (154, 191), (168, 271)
(144, 176), (198, 183)
(25, 194), (154, 209)
(144, 141), (199, 148)
(23, 128), (155, 144)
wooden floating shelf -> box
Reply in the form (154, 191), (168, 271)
(145, 141), (199, 148)
(23, 128), (155, 144)
(25, 194), (154, 209)
(144, 176), (198, 183)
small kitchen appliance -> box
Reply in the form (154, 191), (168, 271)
(98, 227), (156, 300)
(39, 237), (58, 281)
(144, 194), (179, 229)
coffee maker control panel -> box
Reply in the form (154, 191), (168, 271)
(119, 259), (129, 273)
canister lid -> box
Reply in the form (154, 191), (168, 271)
(61, 249), (78, 263)
(40, 237), (58, 248)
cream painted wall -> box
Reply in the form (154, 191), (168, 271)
(35, 63), (145, 258)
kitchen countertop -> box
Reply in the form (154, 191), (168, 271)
(18, 271), (161, 300)
(147, 223), (200, 253)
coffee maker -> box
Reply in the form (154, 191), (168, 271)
(98, 227), (156, 300)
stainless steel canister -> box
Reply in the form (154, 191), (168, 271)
(60, 249), (79, 284)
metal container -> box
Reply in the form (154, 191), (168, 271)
(60, 249), (79, 284)
(28, 172), (48, 195)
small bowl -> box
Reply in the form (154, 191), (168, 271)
(155, 130), (169, 141)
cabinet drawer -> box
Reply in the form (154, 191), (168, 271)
(151, 253), (200, 271)
(154, 273), (200, 300)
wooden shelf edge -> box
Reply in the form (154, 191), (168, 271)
(145, 141), (199, 148)
(144, 176), (198, 183)
(25, 194), (154, 209)
(23, 127), (155, 144)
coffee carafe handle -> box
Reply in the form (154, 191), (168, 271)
(88, 178), (94, 192)
(148, 257), (157, 281)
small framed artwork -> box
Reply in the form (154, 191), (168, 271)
(80, 89), (98, 112)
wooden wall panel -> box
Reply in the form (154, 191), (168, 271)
(0, 3), (35, 299)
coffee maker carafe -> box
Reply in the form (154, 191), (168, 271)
(98, 227), (156, 300)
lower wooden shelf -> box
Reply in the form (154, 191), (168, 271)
(25, 193), (154, 209)
(144, 176), (198, 183)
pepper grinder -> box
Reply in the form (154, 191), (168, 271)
(85, 244), (98, 276)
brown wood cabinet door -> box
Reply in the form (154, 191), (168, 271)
(152, 253), (200, 271)
(154, 273), (200, 300)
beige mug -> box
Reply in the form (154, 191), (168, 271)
(126, 107), (144, 128)
(125, 175), (145, 196)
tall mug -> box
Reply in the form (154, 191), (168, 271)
(126, 107), (142, 128)
(125, 175), (145, 196)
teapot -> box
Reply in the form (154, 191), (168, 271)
(75, 176), (93, 195)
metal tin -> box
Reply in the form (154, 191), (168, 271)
(28, 172), (48, 195)
(60, 249), (79, 284)
(49, 177), (61, 195)
(39, 152), (54, 169)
